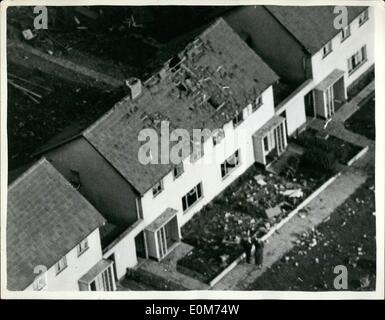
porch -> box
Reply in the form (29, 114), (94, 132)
(145, 208), (181, 261)
(78, 259), (116, 291)
(306, 69), (347, 120)
(252, 115), (288, 166)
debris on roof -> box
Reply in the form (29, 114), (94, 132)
(83, 18), (278, 194)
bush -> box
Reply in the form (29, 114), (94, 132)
(302, 146), (336, 174)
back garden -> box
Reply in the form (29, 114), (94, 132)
(177, 128), (364, 284)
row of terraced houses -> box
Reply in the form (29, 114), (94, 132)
(7, 6), (374, 291)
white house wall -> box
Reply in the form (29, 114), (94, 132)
(25, 229), (103, 291)
(311, 7), (374, 88)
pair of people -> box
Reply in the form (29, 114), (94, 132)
(240, 233), (264, 269)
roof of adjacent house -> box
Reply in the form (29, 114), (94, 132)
(7, 158), (106, 291)
(264, 6), (368, 54)
(83, 18), (278, 195)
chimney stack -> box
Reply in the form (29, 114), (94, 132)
(125, 77), (142, 100)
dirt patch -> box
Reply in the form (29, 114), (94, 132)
(249, 177), (376, 291)
(7, 62), (125, 169)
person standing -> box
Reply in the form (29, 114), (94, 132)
(253, 236), (264, 269)
(240, 233), (252, 263)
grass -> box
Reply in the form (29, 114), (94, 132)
(7, 63), (125, 170)
(249, 177), (376, 291)
(294, 129), (363, 166)
(345, 93), (375, 141)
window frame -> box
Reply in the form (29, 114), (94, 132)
(252, 95), (263, 112)
(173, 162), (184, 180)
(77, 238), (89, 257)
(348, 45), (367, 75)
(341, 25), (351, 42)
(358, 9), (369, 26)
(55, 256), (68, 275)
(220, 150), (241, 179)
(232, 110), (244, 128)
(182, 182), (203, 212)
(322, 41), (333, 58)
(152, 179), (164, 197)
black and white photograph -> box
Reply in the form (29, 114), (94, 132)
(1, 0), (384, 300)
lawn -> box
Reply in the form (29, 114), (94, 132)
(178, 157), (330, 283)
(345, 93), (375, 141)
(7, 63), (125, 170)
(294, 129), (363, 166)
(249, 177), (376, 291)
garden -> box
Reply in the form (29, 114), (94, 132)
(177, 128), (365, 284)
(345, 93), (375, 141)
(177, 146), (336, 283)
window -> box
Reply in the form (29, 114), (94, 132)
(263, 136), (269, 152)
(77, 239), (89, 256)
(221, 150), (241, 178)
(359, 9), (369, 26)
(348, 45), (367, 74)
(341, 25), (351, 42)
(232, 111), (244, 127)
(55, 256), (67, 275)
(212, 129), (225, 146)
(152, 180), (163, 197)
(182, 182), (203, 212)
(190, 139), (204, 162)
(322, 41), (332, 58)
(252, 95), (263, 112)
(173, 162), (184, 179)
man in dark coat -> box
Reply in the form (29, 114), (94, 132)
(240, 233), (252, 263)
(253, 237), (264, 269)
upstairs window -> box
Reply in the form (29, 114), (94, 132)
(55, 256), (67, 275)
(221, 150), (241, 178)
(322, 41), (333, 58)
(341, 25), (351, 42)
(173, 162), (184, 179)
(77, 239), (89, 256)
(348, 45), (367, 74)
(152, 180), (163, 197)
(252, 95), (263, 112)
(359, 9), (369, 26)
(232, 111), (244, 128)
(212, 129), (225, 146)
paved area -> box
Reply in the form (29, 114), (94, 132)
(136, 242), (209, 290)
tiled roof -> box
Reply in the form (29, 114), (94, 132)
(7, 158), (106, 291)
(265, 6), (368, 54)
(83, 18), (278, 194)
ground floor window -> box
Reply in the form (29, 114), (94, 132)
(348, 45), (367, 74)
(221, 150), (241, 178)
(182, 182), (203, 212)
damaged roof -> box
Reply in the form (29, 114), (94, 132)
(83, 18), (278, 195)
(7, 158), (105, 291)
(265, 6), (368, 54)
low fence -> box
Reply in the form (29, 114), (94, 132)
(347, 146), (369, 167)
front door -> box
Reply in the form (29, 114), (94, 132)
(304, 90), (315, 117)
(325, 85), (335, 118)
